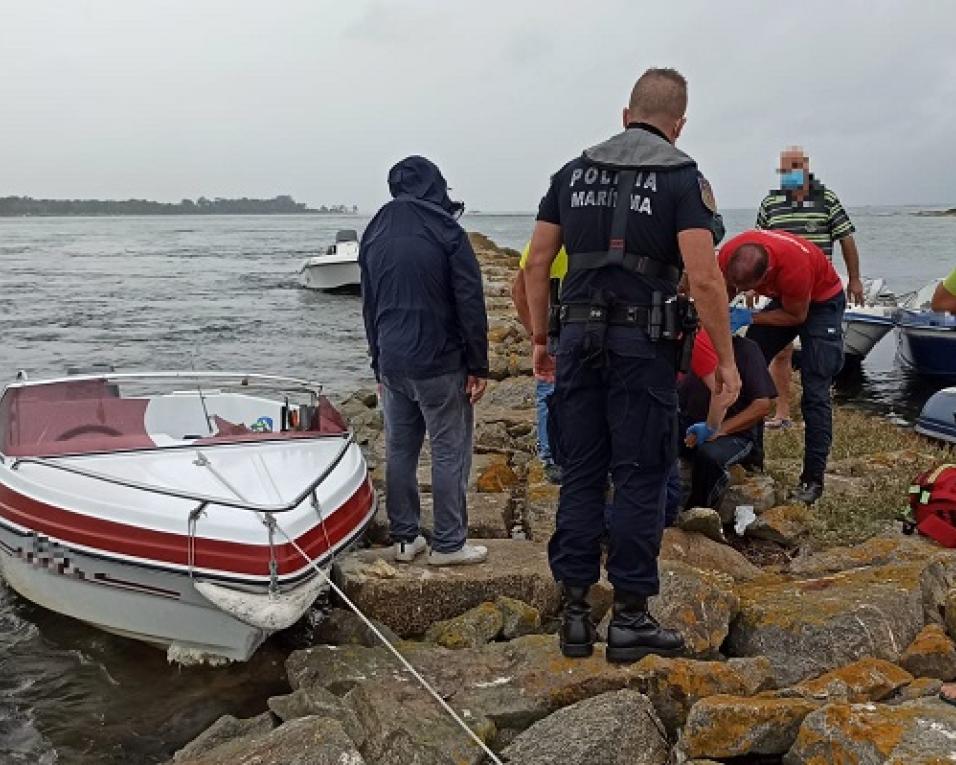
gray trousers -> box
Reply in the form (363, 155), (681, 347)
(380, 370), (473, 554)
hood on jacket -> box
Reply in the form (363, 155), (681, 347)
(387, 155), (464, 218)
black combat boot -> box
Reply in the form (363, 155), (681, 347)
(605, 590), (685, 663)
(559, 585), (596, 658)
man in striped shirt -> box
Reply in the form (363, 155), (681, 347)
(755, 146), (863, 428)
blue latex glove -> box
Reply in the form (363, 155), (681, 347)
(730, 306), (754, 333)
(685, 421), (718, 447)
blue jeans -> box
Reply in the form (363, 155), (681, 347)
(380, 370), (474, 554)
(536, 378), (554, 463)
(547, 325), (678, 596)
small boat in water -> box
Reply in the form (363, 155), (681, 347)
(896, 308), (956, 377)
(915, 386), (956, 445)
(895, 277), (956, 377)
(299, 229), (361, 292)
(841, 278), (898, 362)
(0, 369), (374, 662)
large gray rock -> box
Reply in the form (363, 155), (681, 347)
(659, 528), (762, 581)
(313, 608), (399, 648)
(727, 563), (926, 685)
(425, 601), (505, 649)
(788, 530), (938, 577)
(899, 623), (956, 681)
(346, 678), (494, 765)
(681, 695), (821, 759)
(174, 716), (365, 765)
(173, 712), (275, 762)
(675, 507), (725, 543)
(502, 690), (668, 765)
(267, 687), (365, 747)
(334, 540), (606, 637)
(784, 697), (956, 764)
(647, 561), (739, 659)
(286, 634), (775, 741)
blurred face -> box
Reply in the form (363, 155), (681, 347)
(778, 148), (809, 190)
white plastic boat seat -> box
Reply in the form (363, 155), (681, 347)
(144, 393), (286, 441)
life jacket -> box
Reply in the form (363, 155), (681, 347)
(903, 464), (956, 547)
(567, 128), (698, 288)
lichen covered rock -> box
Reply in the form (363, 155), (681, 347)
(681, 694), (820, 759)
(791, 657), (913, 702)
(425, 601), (505, 649)
(727, 563), (926, 685)
(899, 623), (956, 681)
(784, 697), (956, 764)
(647, 561), (739, 658)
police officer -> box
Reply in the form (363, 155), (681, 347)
(524, 68), (741, 662)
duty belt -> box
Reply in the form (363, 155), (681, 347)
(560, 303), (651, 328)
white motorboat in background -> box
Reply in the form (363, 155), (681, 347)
(732, 277), (898, 363)
(842, 278), (898, 362)
(0, 369), (374, 662)
(299, 229), (361, 292)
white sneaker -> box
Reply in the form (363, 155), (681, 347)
(393, 535), (427, 563)
(427, 543), (489, 567)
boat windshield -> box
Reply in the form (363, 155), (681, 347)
(0, 379), (348, 457)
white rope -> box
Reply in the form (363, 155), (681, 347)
(266, 516), (503, 765)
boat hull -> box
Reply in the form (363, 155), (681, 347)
(915, 387), (956, 445)
(842, 310), (895, 359)
(0, 490), (373, 661)
(898, 327), (956, 377)
(299, 258), (361, 291)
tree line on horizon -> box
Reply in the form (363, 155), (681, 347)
(0, 195), (359, 216)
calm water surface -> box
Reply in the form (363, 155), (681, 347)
(0, 209), (954, 763)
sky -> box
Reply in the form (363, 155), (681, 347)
(2, 1), (955, 212)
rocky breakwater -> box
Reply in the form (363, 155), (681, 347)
(170, 234), (956, 764)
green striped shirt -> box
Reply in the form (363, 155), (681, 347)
(755, 180), (854, 258)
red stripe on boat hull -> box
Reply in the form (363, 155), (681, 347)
(0, 478), (373, 576)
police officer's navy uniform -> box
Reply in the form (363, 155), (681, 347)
(536, 123), (715, 661)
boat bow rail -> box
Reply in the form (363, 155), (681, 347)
(6, 434), (355, 515)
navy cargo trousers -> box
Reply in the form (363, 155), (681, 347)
(746, 292), (846, 484)
(547, 325), (678, 596)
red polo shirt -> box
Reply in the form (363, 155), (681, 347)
(718, 229), (843, 304)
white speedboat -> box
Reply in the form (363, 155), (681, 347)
(0, 369), (374, 662)
(842, 278), (898, 361)
(732, 277), (897, 362)
(299, 229), (361, 292)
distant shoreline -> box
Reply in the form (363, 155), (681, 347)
(913, 207), (956, 217)
(0, 195), (358, 217)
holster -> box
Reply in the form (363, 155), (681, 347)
(547, 278), (562, 355)
(581, 289), (610, 368)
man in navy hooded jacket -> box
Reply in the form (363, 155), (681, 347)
(360, 156), (490, 566)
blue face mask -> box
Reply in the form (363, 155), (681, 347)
(780, 169), (805, 190)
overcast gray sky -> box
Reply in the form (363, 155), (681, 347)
(3, 1), (955, 211)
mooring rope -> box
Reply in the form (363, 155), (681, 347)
(265, 515), (503, 765)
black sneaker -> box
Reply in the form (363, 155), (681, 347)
(789, 481), (823, 505)
(544, 462), (563, 485)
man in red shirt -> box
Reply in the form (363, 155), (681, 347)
(719, 229), (846, 504)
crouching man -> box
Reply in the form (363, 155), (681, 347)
(679, 334), (777, 509)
